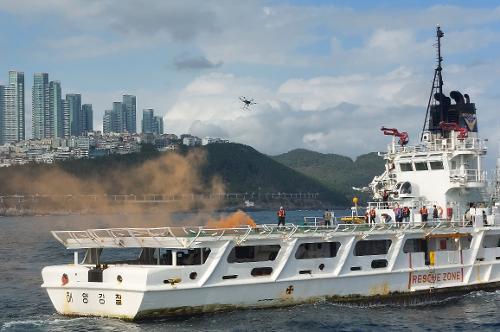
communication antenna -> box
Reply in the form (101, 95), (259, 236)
(420, 25), (445, 141)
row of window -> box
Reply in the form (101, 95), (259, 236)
(95, 235), (499, 266)
(228, 240), (392, 263)
(400, 161), (444, 172)
(224, 258), (390, 279)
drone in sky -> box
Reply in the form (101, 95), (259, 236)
(239, 96), (257, 111)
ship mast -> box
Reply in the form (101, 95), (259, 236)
(421, 25), (445, 140)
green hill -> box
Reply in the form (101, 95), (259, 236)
(273, 149), (384, 202)
(201, 143), (348, 205)
(0, 143), (349, 206)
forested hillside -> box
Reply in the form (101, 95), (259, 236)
(273, 149), (384, 202)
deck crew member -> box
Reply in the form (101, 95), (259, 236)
(393, 204), (403, 224)
(382, 190), (389, 208)
(402, 206), (410, 223)
(369, 208), (376, 224)
(381, 213), (392, 223)
(323, 209), (332, 227)
(432, 205), (439, 220)
(277, 206), (286, 227)
(419, 206), (428, 222)
(469, 203), (476, 225)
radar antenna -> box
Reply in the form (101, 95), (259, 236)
(420, 25), (445, 141)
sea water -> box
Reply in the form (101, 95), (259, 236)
(0, 211), (499, 331)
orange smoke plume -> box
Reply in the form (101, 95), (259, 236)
(206, 210), (257, 228)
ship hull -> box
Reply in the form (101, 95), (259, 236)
(43, 264), (500, 320)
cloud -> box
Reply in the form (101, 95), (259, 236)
(3, 0), (500, 166)
(173, 53), (223, 70)
(44, 35), (137, 59)
(189, 120), (228, 138)
(4, 1), (500, 67)
(164, 70), (426, 157)
(278, 66), (426, 110)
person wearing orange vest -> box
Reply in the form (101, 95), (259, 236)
(277, 206), (286, 226)
(369, 208), (376, 224)
(419, 206), (428, 222)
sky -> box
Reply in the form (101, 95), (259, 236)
(1, 0), (500, 167)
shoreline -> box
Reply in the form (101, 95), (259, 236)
(0, 201), (348, 217)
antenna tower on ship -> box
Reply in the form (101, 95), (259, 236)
(421, 25), (445, 141)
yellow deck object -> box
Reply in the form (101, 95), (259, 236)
(429, 251), (435, 266)
(425, 233), (471, 239)
(340, 216), (365, 224)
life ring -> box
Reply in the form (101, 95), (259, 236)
(61, 273), (69, 286)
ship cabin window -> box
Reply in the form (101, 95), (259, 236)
(400, 163), (413, 172)
(354, 240), (392, 256)
(84, 247), (212, 265)
(429, 161), (444, 170)
(251, 267), (273, 276)
(89, 248), (143, 265)
(428, 236), (472, 251)
(177, 248), (211, 265)
(295, 242), (341, 259)
(157, 248), (211, 266)
(227, 245), (281, 263)
(403, 239), (427, 253)
(483, 235), (500, 248)
(400, 182), (412, 194)
(414, 162), (428, 171)
(371, 259), (388, 269)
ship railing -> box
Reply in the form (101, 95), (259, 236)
(391, 137), (487, 155)
(52, 225), (256, 249)
(52, 220), (478, 249)
(367, 200), (436, 210)
(450, 169), (486, 182)
(303, 217), (334, 227)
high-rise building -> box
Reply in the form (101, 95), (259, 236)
(141, 108), (154, 134)
(112, 102), (124, 133)
(66, 94), (81, 136)
(62, 99), (70, 138)
(32, 73), (49, 140)
(81, 104), (93, 134)
(49, 81), (63, 138)
(122, 95), (136, 133)
(103, 110), (113, 134)
(153, 116), (164, 135)
(0, 85), (4, 144)
(2, 71), (25, 143)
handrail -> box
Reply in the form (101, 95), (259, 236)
(51, 220), (493, 249)
(390, 137), (487, 155)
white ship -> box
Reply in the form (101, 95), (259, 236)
(41, 27), (500, 319)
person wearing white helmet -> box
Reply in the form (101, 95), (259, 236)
(277, 206), (286, 227)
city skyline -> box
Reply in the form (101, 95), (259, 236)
(1, 70), (159, 141)
(29, 72), (94, 140)
(2, 1), (500, 167)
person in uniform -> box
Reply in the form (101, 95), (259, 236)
(323, 209), (332, 227)
(369, 208), (376, 224)
(277, 206), (286, 227)
(419, 205), (428, 222)
(433, 205), (439, 220)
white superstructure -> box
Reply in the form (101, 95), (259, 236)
(41, 26), (500, 319)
